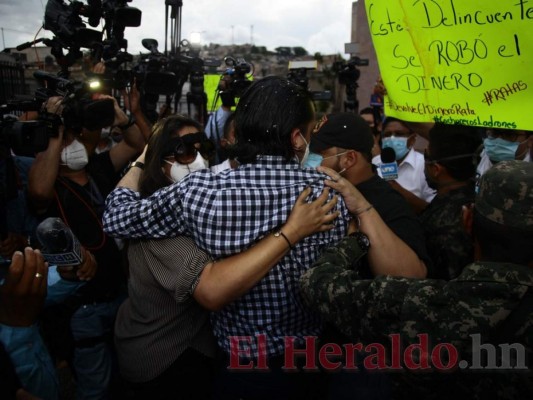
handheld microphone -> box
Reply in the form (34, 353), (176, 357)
(380, 147), (399, 181)
(36, 218), (83, 266)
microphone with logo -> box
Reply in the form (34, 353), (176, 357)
(36, 218), (84, 267)
(380, 147), (399, 181)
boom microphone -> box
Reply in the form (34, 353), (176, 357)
(36, 217), (83, 266)
(380, 147), (399, 181)
(16, 38), (45, 51)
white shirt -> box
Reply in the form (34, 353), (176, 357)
(210, 159), (232, 174)
(373, 148), (436, 203)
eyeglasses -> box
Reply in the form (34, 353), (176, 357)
(486, 129), (528, 142)
(163, 132), (216, 164)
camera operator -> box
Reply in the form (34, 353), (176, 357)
(27, 93), (146, 399)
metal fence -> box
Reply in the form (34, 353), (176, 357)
(0, 53), (26, 103)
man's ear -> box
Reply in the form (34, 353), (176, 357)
(429, 162), (445, 179)
(407, 133), (416, 149)
(342, 150), (358, 170)
(462, 203), (474, 236)
(291, 128), (304, 151)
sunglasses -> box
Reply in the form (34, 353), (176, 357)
(164, 132), (215, 164)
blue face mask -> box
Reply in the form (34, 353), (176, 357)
(382, 137), (410, 160)
(303, 152), (323, 168)
(483, 137), (519, 163)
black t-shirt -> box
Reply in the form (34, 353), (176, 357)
(355, 174), (432, 277)
(41, 152), (125, 302)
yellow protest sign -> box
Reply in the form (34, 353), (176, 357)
(366, 0), (533, 130)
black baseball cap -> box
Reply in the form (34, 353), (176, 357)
(310, 112), (374, 155)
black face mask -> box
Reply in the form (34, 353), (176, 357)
(424, 165), (439, 190)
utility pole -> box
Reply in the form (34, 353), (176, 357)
(231, 25), (234, 45)
(250, 25), (254, 45)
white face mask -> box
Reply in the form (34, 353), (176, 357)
(165, 152), (209, 183)
(60, 139), (89, 171)
(100, 127), (111, 139)
(298, 132), (310, 167)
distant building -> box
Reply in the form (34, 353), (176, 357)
(351, 0), (381, 111)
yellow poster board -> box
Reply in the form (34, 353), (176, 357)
(366, 0), (533, 130)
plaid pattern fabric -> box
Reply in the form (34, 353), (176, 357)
(103, 156), (351, 356)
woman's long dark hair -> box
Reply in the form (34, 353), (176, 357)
(138, 114), (202, 198)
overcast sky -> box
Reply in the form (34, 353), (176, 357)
(0, 0), (352, 57)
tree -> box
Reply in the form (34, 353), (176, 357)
(293, 46), (308, 57)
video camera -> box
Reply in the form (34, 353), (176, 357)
(0, 71), (114, 155)
(287, 60), (331, 102)
(333, 56), (369, 112)
(217, 56), (253, 107)
(128, 38), (220, 122)
(38, 0), (141, 82)
(334, 56), (369, 86)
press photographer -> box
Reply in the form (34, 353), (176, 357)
(205, 56), (253, 164)
(27, 86), (145, 398)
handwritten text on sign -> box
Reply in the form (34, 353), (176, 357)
(366, 0), (533, 130)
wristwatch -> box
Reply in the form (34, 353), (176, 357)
(128, 161), (144, 171)
(118, 113), (136, 130)
(348, 231), (371, 252)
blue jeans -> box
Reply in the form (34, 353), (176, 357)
(70, 296), (125, 400)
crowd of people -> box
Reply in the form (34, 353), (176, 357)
(0, 64), (532, 400)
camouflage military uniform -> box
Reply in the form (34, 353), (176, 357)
(419, 184), (475, 280)
(300, 161), (533, 399)
(300, 236), (533, 399)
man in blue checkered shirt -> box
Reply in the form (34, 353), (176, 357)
(103, 77), (351, 398)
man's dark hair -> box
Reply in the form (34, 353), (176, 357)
(381, 117), (407, 132)
(139, 114), (202, 198)
(429, 123), (482, 181)
(232, 76), (314, 164)
(473, 210), (533, 265)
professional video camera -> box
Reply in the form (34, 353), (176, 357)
(333, 56), (369, 112)
(35, 0), (141, 80)
(287, 60), (331, 102)
(217, 56), (253, 107)
(131, 39), (178, 96)
(0, 71), (114, 155)
(130, 37), (221, 122)
(334, 56), (369, 86)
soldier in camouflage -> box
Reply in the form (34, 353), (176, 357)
(420, 123), (482, 279)
(301, 160), (533, 399)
